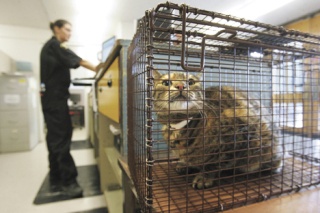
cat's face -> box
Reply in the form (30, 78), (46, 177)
(153, 70), (203, 115)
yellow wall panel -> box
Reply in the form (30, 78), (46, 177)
(97, 57), (120, 123)
(311, 14), (320, 35)
(285, 12), (320, 35)
(286, 18), (310, 32)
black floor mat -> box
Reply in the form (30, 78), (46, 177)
(71, 207), (108, 213)
(71, 140), (93, 150)
(33, 165), (102, 204)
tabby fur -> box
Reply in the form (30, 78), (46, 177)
(152, 70), (282, 189)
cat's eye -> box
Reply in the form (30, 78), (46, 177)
(188, 79), (195, 85)
(162, 80), (172, 86)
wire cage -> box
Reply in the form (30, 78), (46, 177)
(127, 2), (320, 212)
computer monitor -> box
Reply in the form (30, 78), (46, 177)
(101, 36), (116, 62)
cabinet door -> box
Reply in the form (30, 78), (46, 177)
(97, 57), (120, 123)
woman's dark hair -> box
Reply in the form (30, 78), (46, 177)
(49, 19), (71, 33)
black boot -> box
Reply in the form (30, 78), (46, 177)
(49, 176), (62, 192)
(61, 181), (83, 198)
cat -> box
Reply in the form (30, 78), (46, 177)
(152, 70), (282, 189)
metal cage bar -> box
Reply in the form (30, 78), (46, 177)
(127, 2), (320, 213)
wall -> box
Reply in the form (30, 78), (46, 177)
(285, 12), (320, 35)
(0, 24), (50, 144)
(0, 24), (100, 143)
(0, 24), (50, 77)
(115, 20), (136, 40)
(284, 12), (320, 134)
(0, 21), (135, 144)
(0, 50), (14, 73)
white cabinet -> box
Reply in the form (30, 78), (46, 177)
(0, 74), (38, 153)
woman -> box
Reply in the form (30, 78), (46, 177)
(40, 19), (99, 198)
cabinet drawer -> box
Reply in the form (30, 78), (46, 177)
(0, 76), (28, 93)
(0, 111), (28, 127)
(0, 94), (27, 110)
(0, 128), (29, 152)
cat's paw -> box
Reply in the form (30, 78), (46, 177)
(192, 174), (214, 189)
(175, 162), (200, 175)
(175, 162), (188, 174)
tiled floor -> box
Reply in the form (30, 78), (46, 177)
(0, 128), (107, 213)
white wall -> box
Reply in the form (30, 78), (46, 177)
(0, 24), (101, 143)
(0, 21), (134, 144)
(0, 24), (100, 80)
(0, 50), (14, 73)
(115, 20), (135, 40)
(0, 24), (51, 144)
(0, 24), (51, 78)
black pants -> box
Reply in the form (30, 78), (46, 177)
(42, 99), (77, 186)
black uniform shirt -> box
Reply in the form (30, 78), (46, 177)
(40, 36), (81, 107)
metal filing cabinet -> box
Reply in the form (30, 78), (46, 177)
(0, 74), (38, 153)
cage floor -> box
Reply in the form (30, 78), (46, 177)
(151, 158), (320, 213)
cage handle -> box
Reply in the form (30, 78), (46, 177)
(180, 5), (237, 72)
(214, 29), (237, 39)
(200, 30), (238, 60)
(180, 4), (205, 72)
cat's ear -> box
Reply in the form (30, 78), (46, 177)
(153, 69), (161, 80)
(195, 72), (203, 81)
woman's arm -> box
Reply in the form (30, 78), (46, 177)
(79, 60), (97, 72)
